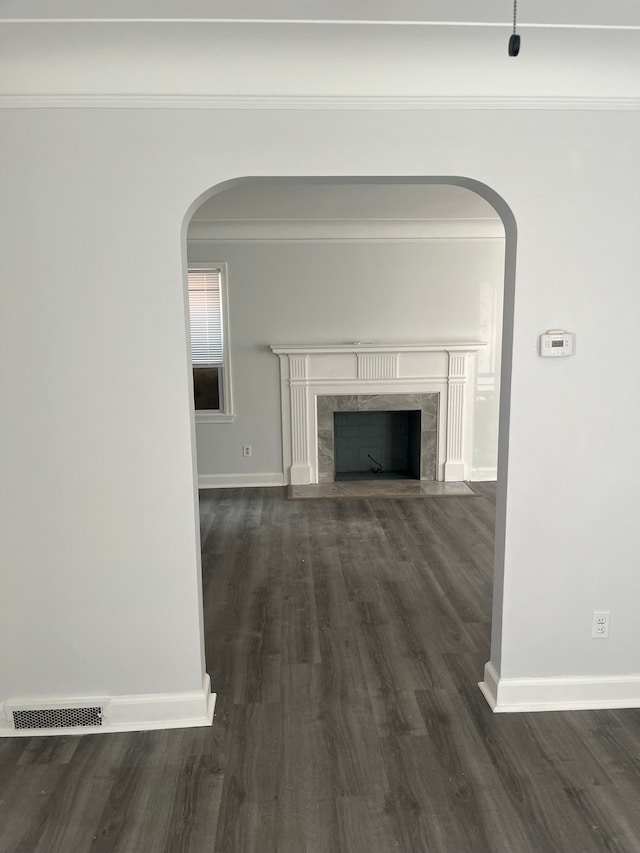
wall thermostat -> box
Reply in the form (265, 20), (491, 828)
(539, 330), (575, 357)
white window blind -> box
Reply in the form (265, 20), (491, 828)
(188, 269), (223, 365)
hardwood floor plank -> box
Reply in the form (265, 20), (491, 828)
(335, 794), (400, 853)
(0, 764), (66, 852)
(367, 687), (428, 738)
(278, 796), (341, 853)
(317, 629), (387, 798)
(89, 733), (169, 853)
(29, 735), (129, 853)
(309, 543), (353, 631)
(160, 755), (224, 853)
(214, 800), (278, 853)
(381, 733), (485, 852)
(587, 784), (640, 853)
(280, 661), (323, 705)
(16, 734), (81, 767)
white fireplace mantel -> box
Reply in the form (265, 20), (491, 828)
(271, 341), (486, 485)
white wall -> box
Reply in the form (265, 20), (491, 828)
(0, 110), (209, 726)
(187, 235), (504, 481)
(3, 103), (640, 719)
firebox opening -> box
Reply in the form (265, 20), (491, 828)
(333, 410), (422, 481)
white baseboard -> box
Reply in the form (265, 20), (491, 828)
(470, 467), (498, 482)
(0, 674), (215, 737)
(479, 661), (640, 713)
(198, 472), (285, 489)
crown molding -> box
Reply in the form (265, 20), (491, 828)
(187, 217), (504, 242)
(2, 0), (640, 29)
(187, 237), (506, 246)
(2, 94), (640, 111)
(3, 21), (640, 29)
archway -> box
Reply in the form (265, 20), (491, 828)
(181, 176), (517, 705)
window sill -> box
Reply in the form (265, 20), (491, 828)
(195, 412), (235, 424)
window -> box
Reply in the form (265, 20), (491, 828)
(187, 264), (233, 422)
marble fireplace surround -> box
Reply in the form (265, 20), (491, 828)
(317, 394), (437, 483)
(271, 342), (485, 485)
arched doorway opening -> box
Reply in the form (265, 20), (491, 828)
(181, 176), (517, 708)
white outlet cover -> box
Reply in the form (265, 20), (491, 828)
(591, 610), (610, 639)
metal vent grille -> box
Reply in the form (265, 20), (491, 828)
(12, 706), (103, 730)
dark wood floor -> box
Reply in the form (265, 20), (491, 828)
(3, 484), (640, 852)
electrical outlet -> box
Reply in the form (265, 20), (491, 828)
(592, 610), (610, 639)
(242, 444), (252, 457)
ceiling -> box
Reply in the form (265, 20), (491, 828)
(188, 182), (504, 241)
(192, 183), (501, 223)
(2, 2), (640, 102)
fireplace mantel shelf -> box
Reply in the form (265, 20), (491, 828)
(272, 341), (483, 485)
(271, 341), (486, 355)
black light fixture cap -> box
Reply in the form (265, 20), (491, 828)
(508, 33), (521, 56)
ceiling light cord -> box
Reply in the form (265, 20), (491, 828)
(509, 0), (521, 56)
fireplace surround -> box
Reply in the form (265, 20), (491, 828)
(319, 395), (436, 483)
(271, 342), (485, 485)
